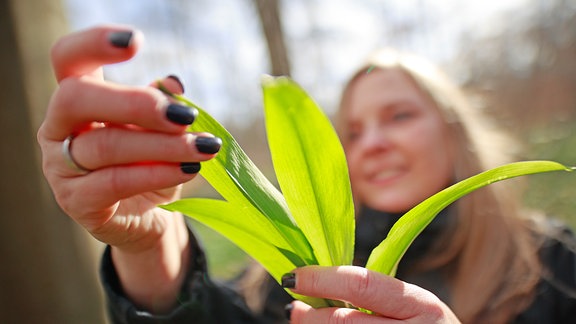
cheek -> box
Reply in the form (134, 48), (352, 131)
(410, 126), (454, 188)
(409, 115), (452, 156)
(344, 147), (368, 195)
(345, 150), (362, 184)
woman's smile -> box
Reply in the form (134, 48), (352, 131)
(366, 165), (406, 186)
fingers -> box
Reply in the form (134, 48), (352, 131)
(40, 26), (219, 254)
(41, 77), (195, 141)
(38, 70), (216, 175)
(289, 301), (396, 324)
(45, 25), (194, 141)
(41, 24), (195, 143)
(37, 76), (201, 184)
(51, 24), (142, 82)
(53, 164), (196, 226)
(37, 74), (212, 219)
(284, 266), (451, 322)
(46, 129), (219, 174)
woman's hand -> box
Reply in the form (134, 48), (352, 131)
(284, 266), (460, 323)
(37, 25), (219, 313)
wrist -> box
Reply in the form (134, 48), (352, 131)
(111, 213), (190, 314)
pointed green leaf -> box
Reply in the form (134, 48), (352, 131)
(162, 198), (330, 308)
(165, 93), (316, 265)
(366, 160), (573, 276)
(163, 199), (302, 276)
(262, 76), (355, 266)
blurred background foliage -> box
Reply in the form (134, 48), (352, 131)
(2, 0), (575, 322)
(453, 0), (576, 229)
(75, 0), (576, 283)
(65, 0), (576, 231)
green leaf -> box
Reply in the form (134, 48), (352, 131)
(165, 93), (316, 266)
(162, 198), (331, 308)
(160, 80), (354, 308)
(160, 82), (573, 312)
(163, 199), (296, 276)
(365, 160), (573, 276)
(262, 76), (355, 267)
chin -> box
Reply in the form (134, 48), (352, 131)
(365, 198), (414, 214)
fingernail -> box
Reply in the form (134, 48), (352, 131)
(284, 303), (293, 320)
(108, 31), (133, 48)
(166, 104), (198, 125)
(281, 273), (296, 289)
(180, 162), (201, 174)
(166, 75), (185, 93)
(196, 136), (222, 154)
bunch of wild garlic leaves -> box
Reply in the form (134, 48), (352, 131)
(161, 76), (573, 310)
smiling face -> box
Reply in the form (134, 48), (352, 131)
(341, 68), (454, 213)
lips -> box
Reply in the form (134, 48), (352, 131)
(365, 166), (406, 185)
(373, 169), (402, 180)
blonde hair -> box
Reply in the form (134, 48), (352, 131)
(337, 49), (543, 323)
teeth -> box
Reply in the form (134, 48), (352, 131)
(373, 169), (400, 181)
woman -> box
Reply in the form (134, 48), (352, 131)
(38, 25), (574, 323)
(336, 49), (576, 322)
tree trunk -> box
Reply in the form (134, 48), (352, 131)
(253, 0), (291, 76)
(0, 1), (106, 322)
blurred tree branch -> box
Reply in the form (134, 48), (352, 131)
(253, 0), (291, 76)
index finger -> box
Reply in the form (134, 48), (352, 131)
(286, 266), (442, 320)
(51, 24), (143, 82)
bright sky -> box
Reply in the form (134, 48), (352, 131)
(64, 0), (532, 124)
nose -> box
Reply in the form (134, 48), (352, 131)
(358, 126), (391, 154)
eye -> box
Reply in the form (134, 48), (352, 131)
(346, 125), (362, 142)
(392, 110), (414, 121)
(347, 130), (360, 142)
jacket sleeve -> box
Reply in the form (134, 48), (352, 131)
(540, 226), (576, 322)
(100, 226), (262, 324)
(514, 224), (576, 323)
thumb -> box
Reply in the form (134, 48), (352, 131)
(51, 24), (143, 82)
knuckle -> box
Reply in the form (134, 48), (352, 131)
(107, 168), (126, 199)
(408, 288), (449, 322)
(159, 133), (190, 158)
(36, 127), (49, 154)
(343, 267), (373, 300)
(53, 183), (75, 216)
(36, 123), (46, 142)
(423, 305), (447, 322)
(306, 267), (324, 293)
(54, 78), (82, 110)
(123, 87), (164, 121)
(421, 296), (449, 322)
(50, 36), (67, 63)
(91, 129), (116, 165)
(328, 308), (353, 324)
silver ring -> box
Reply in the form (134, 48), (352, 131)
(62, 135), (91, 174)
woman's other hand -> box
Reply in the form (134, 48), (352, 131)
(284, 266), (460, 323)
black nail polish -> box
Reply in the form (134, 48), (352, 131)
(109, 31), (133, 48)
(196, 137), (222, 154)
(284, 303), (293, 320)
(166, 104), (198, 125)
(166, 75), (185, 93)
(281, 273), (296, 289)
(180, 162), (201, 174)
